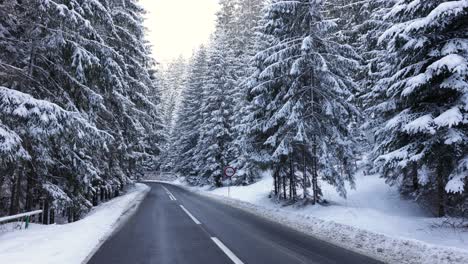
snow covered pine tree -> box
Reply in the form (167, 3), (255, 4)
(371, 0), (468, 217)
(0, 0), (163, 221)
(171, 48), (209, 183)
(246, 0), (359, 202)
(229, 0), (266, 185)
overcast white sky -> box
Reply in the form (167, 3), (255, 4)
(140, 0), (219, 65)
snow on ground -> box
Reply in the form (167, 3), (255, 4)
(144, 171), (178, 182)
(0, 183), (150, 264)
(176, 173), (468, 264)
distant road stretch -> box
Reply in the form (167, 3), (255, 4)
(88, 182), (383, 264)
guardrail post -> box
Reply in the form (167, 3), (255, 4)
(25, 215), (30, 229)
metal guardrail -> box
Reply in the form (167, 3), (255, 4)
(0, 210), (43, 229)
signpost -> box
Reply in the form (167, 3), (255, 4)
(224, 166), (236, 198)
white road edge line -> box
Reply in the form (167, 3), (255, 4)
(179, 205), (201, 225)
(211, 237), (244, 264)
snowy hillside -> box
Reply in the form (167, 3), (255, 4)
(188, 173), (468, 251)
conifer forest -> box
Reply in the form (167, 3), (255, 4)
(1, 0), (467, 225)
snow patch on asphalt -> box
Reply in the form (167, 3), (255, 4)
(0, 183), (150, 264)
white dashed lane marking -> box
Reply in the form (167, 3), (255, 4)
(211, 237), (245, 264)
(179, 205), (201, 225)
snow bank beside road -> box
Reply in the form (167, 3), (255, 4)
(175, 177), (468, 264)
(0, 183), (150, 264)
(208, 175), (468, 250)
(201, 191), (468, 264)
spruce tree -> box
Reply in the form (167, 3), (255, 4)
(370, 0), (468, 217)
(159, 57), (187, 172)
(246, 0), (359, 201)
(187, 1), (240, 187)
(172, 47), (209, 182)
(0, 0), (163, 219)
(230, 0), (266, 185)
(194, 33), (237, 187)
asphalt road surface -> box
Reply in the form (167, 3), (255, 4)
(87, 182), (383, 264)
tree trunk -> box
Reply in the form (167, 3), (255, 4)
(303, 146), (307, 199)
(311, 138), (319, 204)
(0, 163), (13, 197)
(49, 209), (55, 224)
(437, 162), (446, 217)
(93, 192), (98, 206)
(412, 163), (419, 191)
(73, 208), (80, 222)
(15, 171), (23, 213)
(67, 207), (73, 223)
(9, 176), (17, 215)
(282, 176), (287, 200)
(9, 169), (24, 215)
(42, 200), (49, 225)
(290, 156), (296, 200)
(100, 188), (105, 201)
(25, 161), (36, 212)
(273, 170), (278, 196)
(289, 158), (292, 200)
(25, 173), (32, 211)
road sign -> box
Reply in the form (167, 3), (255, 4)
(224, 167), (236, 198)
(224, 167), (236, 178)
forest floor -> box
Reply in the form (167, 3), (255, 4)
(172, 172), (468, 263)
(0, 183), (150, 264)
